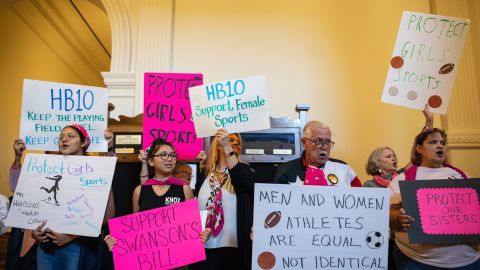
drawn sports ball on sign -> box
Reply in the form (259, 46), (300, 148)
(439, 63), (454, 75)
(365, 231), (384, 249)
(264, 211), (281, 228)
(257, 251), (276, 270)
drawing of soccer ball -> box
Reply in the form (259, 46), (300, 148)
(365, 231), (384, 249)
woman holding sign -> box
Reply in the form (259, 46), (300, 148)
(29, 124), (115, 270)
(389, 128), (480, 269)
(103, 139), (212, 265)
(193, 128), (255, 270)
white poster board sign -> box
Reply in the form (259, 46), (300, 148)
(189, 76), (270, 138)
(252, 184), (389, 270)
(20, 79), (109, 151)
(381, 11), (470, 114)
(6, 154), (116, 237)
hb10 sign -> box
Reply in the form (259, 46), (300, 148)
(20, 79), (109, 152)
(189, 75), (271, 138)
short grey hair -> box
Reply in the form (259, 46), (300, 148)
(365, 146), (395, 176)
(302, 121), (330, 139)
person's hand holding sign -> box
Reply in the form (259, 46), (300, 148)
(397, 208), (414, 230)
(31, 221), (49, 243)
(13, 138), (26, 166)
(46, 229), (79, 247)
(104, 128), (114, 152)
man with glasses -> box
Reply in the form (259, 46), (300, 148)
(273, 121), (361, 187)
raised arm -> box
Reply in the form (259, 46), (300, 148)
(10, 138), (26, 192)
(138, 150), (149, 184)
(423, 104), (434, 130)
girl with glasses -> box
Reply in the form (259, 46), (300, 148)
(104, 138), (212, 266)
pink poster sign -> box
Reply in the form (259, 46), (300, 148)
(143, 73), (204, 160)
(417, 188), (480, 235)
(108, 199), (206, 270)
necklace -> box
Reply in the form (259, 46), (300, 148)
(214, 167), (228, 173)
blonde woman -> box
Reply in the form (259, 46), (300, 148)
(193, 128), (254, 270)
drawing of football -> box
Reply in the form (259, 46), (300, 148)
(439, 63), (454, 74)
(264, 211), (281, 228)
(257, 251), (276, 270)
(366, 231), (384, 249)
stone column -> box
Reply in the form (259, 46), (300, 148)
(101, 0), (174, 118)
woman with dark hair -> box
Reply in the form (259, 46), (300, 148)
(389, 128), (480, 269)
(193, 128), (255, 270)
(104, 138), (211, 267)
(29, 124), (115, 270)
(131, 138), (194, 213)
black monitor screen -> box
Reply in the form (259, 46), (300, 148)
(240, 133), (295, 155)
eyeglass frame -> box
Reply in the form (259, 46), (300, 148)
(152, 152), (178, 160)
(303, 138), (335, 149)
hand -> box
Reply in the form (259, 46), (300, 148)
(138, 150), (148, 163)
(104, 128), (114, 151)
(250, 225), (253, 241)
(45, 229), (78, 247)
(196, 151), (206, 162)
(200, 228), (212, 243)
(31, 221), (49, 243)
(398, 208), (414, 230)
(215, 128), (231, 149)
(13, 139), (26, 158)
(104, 234), (117, 251)
(423, 104), (433, 129)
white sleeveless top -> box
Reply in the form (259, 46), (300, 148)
(197, 177), (238, 249)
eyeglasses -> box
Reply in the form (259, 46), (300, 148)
(153, 152), (178, 160)
(304, 138), (335, 149)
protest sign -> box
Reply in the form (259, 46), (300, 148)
(20, 79), (109, 151)
(382, 11), (470, 114)
(252, 184), (389, 270)
(108, 199), (205, 270)
(189, 75), (270, 138)
(6, 154), (116, 237)
(399, 179), (480, 244)
(143, 73), (204, 160)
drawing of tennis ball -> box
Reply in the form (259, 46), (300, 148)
(264, 211), (281, 228)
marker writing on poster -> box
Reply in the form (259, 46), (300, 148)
(406, 14), (469, 39)
(144, 74), (203, 147)
(50, 88), (95, 111)
(113, 205), (202, 269)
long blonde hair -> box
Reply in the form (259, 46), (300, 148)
(205, 133), (242, 175)
(205, 133), (242, 193)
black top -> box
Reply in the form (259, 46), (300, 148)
(194, 163), (255, 270)
(273, 151), (347, 184)
(138, 185), (185, 212)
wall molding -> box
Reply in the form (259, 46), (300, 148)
(11, 0), (110, 85)
(448, 130), (480, 148)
